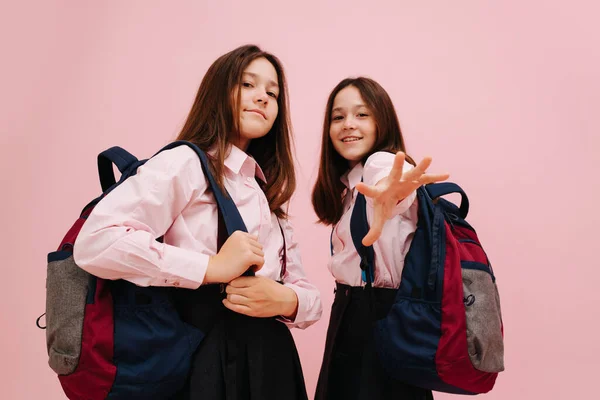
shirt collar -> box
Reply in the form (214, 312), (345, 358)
(341, 162), (363, 190)
(221, 144), (267, 183)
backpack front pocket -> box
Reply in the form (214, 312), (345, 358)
(46, 251), (89, 375)
(461, 261), (504, 373)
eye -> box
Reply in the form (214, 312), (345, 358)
(357, 113), (369, 117)
(242, 82), (254, 88)
(332, 115), (344, 121)
(267, 91), (278, 99)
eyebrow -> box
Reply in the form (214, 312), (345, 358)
(332, 104), (368, 113)
(242, 72), (279, 89)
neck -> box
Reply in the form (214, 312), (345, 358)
(230, 132), (251, 152)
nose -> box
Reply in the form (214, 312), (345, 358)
(254, 89), (269, 105)
(342, 115), (355, 130)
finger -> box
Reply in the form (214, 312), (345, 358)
(248, 240), (264, 253)
(242, 247), (264, 269)
(229, 276), (255, 288)
(251, 255), (265, 271)
(362, 208), (384, 246)
(362, 226), (383, 247)
(223, 299), (254, 316)
(403, 156), (433, 182)
(225, 293), (249, 305)
(249, 244), (265, 257)
(418, 172), (450, 185)
(245, 255), (264, 274)
(388, 152), (406, 181)
(355, 182), (380, 198)
(225, 284), (248, 295)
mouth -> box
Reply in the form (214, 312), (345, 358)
(245, 109), (267, 120)
(341, 136), (363, 143)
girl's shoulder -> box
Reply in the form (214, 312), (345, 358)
(143, 145), (202, 172)
(364, 151), (395, 167)
(136, 145), (209, 189)
(363, 151), (412, 186)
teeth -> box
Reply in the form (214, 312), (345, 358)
(342, 137), (361, 143)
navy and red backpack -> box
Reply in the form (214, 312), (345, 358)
(38, 141), (249, 399)
(351, 182), (504, 394)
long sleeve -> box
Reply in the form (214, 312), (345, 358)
(278, 217), (323, 329)
(73, 146), (210, 289)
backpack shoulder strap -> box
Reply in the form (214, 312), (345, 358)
(97, 147), (139, 192)
(152, 140), (248, 237)
(425, 182), (469, 218)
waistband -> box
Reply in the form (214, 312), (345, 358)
(334, 282), (397, 301)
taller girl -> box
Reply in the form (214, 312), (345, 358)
(75, 45), (322, 400)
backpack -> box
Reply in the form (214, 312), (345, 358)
(350, 182), (504, 394)
(37, 141), (250, 399)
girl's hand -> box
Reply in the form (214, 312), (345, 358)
(204, 231), (264, 284)
(355, 151), (449, 246)
(223, 276), (299, 319)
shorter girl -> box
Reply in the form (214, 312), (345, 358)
(312, 77), (448, 400)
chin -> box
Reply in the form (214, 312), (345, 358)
(241, 130), (269, 141)
(338, 150), (366, 164)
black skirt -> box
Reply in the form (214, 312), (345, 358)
(315, 282), (434, 400)
(173, 284), (308, 400)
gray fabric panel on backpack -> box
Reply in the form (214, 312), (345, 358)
(46, 254), (89, 375)
(462, 267), (504, 373)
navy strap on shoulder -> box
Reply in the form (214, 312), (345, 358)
(152, 141), (249, 236)
(329, 227), (335, 257)
(350, 192), (375, 284)
(96, 140), (253, 275)
(425, 182), (469, 218)
(97, 147), (139, 192)
(152, 141), (254, 276)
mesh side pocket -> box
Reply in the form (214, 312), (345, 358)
(462, 264), (504, 373)
(46, 252), (89, 375)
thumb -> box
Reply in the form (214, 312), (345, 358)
(355, 182), (379, 198)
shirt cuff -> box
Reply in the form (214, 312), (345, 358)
(150, 245), (209, 289)
(276, 283), (314, 329)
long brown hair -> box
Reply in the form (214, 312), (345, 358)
(311, 77), (414, 225)
(176, 44), (295, 218)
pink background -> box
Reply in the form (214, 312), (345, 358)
(2, 1), (598, 398)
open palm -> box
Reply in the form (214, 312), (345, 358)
(355, 152), (449, 246)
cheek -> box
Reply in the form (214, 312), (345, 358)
(365, 122), (377, 142)
(329, 124), (340, 140)
(329, 132), (338, 148)
(330, 133), (344, 153)
(271, 102), (279, 117)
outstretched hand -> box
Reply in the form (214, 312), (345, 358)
(355, 152), (449, 246)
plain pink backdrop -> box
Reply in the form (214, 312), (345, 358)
(2, 1), (598, 398)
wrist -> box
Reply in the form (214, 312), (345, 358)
(203, 256), (222, 284)
(279, 285), (299, 320)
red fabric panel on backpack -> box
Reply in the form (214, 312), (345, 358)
(59, 278), (116, 399)
(435, 224), (497, 394)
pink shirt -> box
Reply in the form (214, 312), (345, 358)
(329, 151), (418, 289)
(74, 145), (322, 329)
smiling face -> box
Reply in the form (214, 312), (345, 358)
(329, 85), (377, 167)
(233, 57), (280, 151)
